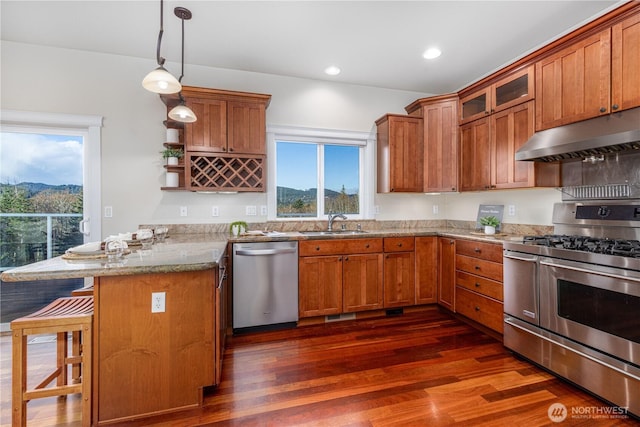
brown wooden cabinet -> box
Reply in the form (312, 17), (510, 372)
(376, 114), (424, 192)
(405, 95), (459, 192)
(437, 237), (456, 311)
(383, 237), (416, 308)
(460, 66), (534, 125)
(415, 236), (438, 304)
(460, 101), (559, 191)
(160, 86), (271, 192)
(536, 11), (640, 131)
(298, 239), (383, 318)
(459, 116), (491, 191)
(454, 239), (504, 333)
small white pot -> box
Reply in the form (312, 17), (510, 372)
(166, 128), (180, 142)
(484, 225), (496, 235)
(165, 172), (179, 187)
(167, 157), (179, 166)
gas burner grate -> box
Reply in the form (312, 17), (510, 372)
(523, 235), (640, 258)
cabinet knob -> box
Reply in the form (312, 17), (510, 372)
(452, 187), (456, 191)
(599, 107), (607, 113)
(229, 147), (234, 152)
(475, 282), (480, 287)
(449, 240), (454, 245)
(485, 111), (490, 115)
(365, 244), (370, 248)
(475, 265), (480, 270)
(397, 243), (403, 247)
(345, 257), (349, 261)
(222, 147), (227, 152)
(612, 104), (619, 111)
(474, 248), (481, 253)
(475, 306), (480, 311)
(315, 246), (320, 251)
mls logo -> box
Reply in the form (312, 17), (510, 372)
(548, 402), (568, 422)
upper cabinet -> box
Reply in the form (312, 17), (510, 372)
(405, 94), (459, 193)
(459, 66), (534, 125)
(179, 87), (270, 155)
(160, 86), (271, 192)
(376, 114), (424, 193)
(536, 12), (640, 130)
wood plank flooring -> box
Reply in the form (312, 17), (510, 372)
(1, 307), (637, 426)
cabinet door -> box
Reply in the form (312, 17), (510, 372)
(536, 29), (611, 130)
(415, 237), (438, 304)
(492, 65), (535, 113)
(376, 115), (424, 192)
(459, 87), (491, 124)
(383, 251), (415, 308)
(299, 256), (342, 318)
(438, 238), (455, 311)
(491, 101), (536, 189)
(343, 253), (383, 312)
(184, 98), (227, 152)
(459, 117), (491, 191)
(612, 13), (640, 112)
(424, 99), (458, 192)
(227, 101), (266, 155)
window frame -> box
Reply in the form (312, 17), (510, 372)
(267, 125), (375, 221)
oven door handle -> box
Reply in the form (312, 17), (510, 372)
(540, 258), (640, 284)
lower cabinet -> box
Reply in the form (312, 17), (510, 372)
(437, 237), (456, 311)
(383, 237), (416, 307)
(454, 239), (504, 333)
(415, 236), (438, 304)
(298, 239), (383, 318)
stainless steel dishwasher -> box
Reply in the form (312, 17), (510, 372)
(232, 241), (298, 332)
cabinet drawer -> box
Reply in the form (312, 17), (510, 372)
(455, 287), (504, 333)
(456, 271), (503, 301)
(455, 239), (503, 263)
(455, 254), (503, 282)
(383, 237), (415, 252)
(299, 238), (382, 256)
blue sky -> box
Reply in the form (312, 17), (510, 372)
(276, 142), (359, 194)
(0, 132), (83, 185)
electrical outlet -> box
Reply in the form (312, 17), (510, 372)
(180, 206), (188, 217)
(246, 205), (257, 216)
(211, 206), (219, 217)
(104, 206), (113, 218)
(260, 205), (267, 216)
(508, 205), (516, 216)
(151, 292), (165, 313)
(433, 205), (439, 215)
(374, 205), (380, 214)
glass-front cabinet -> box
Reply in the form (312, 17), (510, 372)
(460, 65), (534, 124)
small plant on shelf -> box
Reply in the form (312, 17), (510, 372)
(161, 147), (184, 159)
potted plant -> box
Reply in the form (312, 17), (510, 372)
(161, 147), (184, 166)
(479, 216), (500, 235)
(229, 221), (248, 236)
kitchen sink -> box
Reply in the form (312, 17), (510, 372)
(299, 230), (368, 236)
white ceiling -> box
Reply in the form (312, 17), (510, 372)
(0, 1), (623, 94)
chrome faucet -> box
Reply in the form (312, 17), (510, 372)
(327, 212), (347, 231)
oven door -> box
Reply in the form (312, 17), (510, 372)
(503, 250), (539, 325)
(539, 257), (640, 367)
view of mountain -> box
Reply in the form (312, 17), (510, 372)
(0, 182), (82, 196)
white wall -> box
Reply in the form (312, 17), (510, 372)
(1, 41), (559, 237)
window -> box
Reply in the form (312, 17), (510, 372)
(268, 126), (375, 220)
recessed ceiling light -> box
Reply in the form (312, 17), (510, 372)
(324, 66), (341, 76)
(423, 47), (442, 60)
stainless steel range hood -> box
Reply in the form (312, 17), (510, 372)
(515, 107), (640, 162)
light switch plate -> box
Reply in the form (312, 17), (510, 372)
(180, 206), (188, 217)
(211, 206), (219, 217)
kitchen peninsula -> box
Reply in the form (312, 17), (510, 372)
(1, 235), (228, 425)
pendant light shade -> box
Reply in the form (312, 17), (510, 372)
(168, 102), (197, 123)
(142, 0), (181, 94)
(142, 66), (181, 94)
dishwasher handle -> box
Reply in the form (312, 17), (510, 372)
(235, 248), (297, 256)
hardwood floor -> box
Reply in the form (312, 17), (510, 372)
(1, 307), (637, 426)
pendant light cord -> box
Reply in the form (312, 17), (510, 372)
(156, 0), (166, 66)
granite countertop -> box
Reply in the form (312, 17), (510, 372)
(0, 233), (228, 282)
(0, 227), (524, 283)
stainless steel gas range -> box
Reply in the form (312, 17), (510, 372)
(503, 201), (640, 416)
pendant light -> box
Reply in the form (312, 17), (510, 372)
(168, 7), (197, 123)
(142, 0), (181, 94)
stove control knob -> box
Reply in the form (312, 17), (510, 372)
(597, 206), (610, 218)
